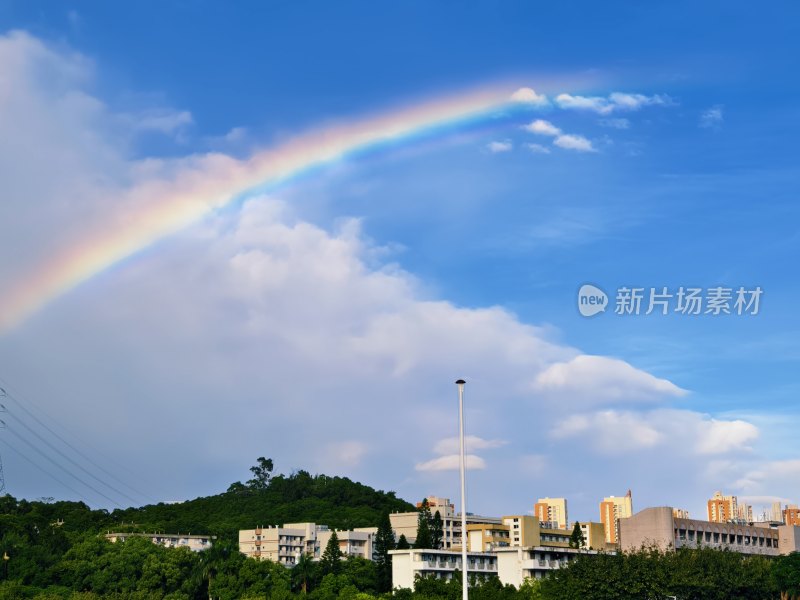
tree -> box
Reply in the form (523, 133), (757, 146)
(774, 552), (800, 600)
(431, 511), (444, 550)
(246, 457), (274, 490)
(374, 512), (396, 593)
(413, 499), (433, 549)
(396, 535), (410, 550)
(293, 552), (316, 594)
(320, 532), (344, 576)
(568, 522), (585, 549)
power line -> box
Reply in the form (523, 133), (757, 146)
(0, 438), (93, 505)
(0, 379), (157, 504)
(5, 425), (123, 507)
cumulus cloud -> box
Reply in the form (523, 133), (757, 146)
(415, 454), (486, 472)
(535, 355), (687, 403)
(486, 140), (512, 153)
(555, 92), (672, 115)
(700, 105), (724, 129)
(510, 87), (549, 105)
(735, 460), (800, 493)
(553, 134), (596, 152)
(552, 409), (759, 457)
(525, 143), (551, 154)
(433, 435), (507, 455)
(523, 119), (561, 136)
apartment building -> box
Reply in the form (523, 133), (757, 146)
(389, 549), (498, 589)
(578, 521), (609, 551)
(502, 515), (541, 547)
(390, 496), (501, 549)
(707, 491), (753, 523)
(494, 546), (600, 586)
(784, 505), (800, 526)
(104, 532), (213, 552)
(619, 506), (800, 556)
(600, 491), (633, 544)
(390, 545), (603, 589)
(239, 523), (375, 565)
(533, 497), (568, 530)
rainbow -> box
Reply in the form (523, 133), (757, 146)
(0, 82), (572, 332)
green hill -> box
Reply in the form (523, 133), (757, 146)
(109, 469), (414, 537)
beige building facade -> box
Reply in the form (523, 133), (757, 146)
(239, 523), (375, 565)
(600, 491), (633, 544)
(389, 549), (497, 589)
(534, 497), (568, 530)
(618, 506), (800, 556)
(390, 496), (501, 549)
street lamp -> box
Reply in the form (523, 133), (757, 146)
(455, 379), (468, 600)
(2, 552), (8, 580)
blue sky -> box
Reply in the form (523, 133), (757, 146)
(1, 1), (799, 524)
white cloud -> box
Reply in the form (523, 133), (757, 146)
(553, 134), (596, 152)
(695, 419), (759, 454)
(486, 140), (512, 153)
(130, 109), (193, 134)
(700, 105), (724, 129)
(525, 143), (551, 154)
(523, 119), (561, 136)
(415, 454), (486, 471)
(555, 93), (611, 114)
(510, 87), (549, 105)
(535, 355), (687, 402)
(735, 460), (800, 493)
(556, 92), (672, 115)
(598, 118), (630, 129)
(552, 409), (759, 457)
(433, 435), (507, 455)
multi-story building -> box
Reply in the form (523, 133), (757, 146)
(784, 505), (800, 526)
(465, 523), (511, 551)
(619, 506), (800, 556)
(390, 496), (501, 549)
(389, 549), (497, 588)
(494, 546), (601, 585)
(105, 532), (213, 552)
(534, 497), (568, 530)
(600, 491), (633, 544)
(502, 515), (541, 547)
(708, 491), (737, 523)
(672, 508), (690, 519)
(707, 491), (753, 523)
(578, 521), (609, 551)
(239, 523), (375, 565)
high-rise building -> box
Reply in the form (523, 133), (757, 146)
(707, 491), (753, 523)
(784, 505), (800, 526)
(534, 497), (568, 530)
(707, 491), (737, 523)
(600, 490), (633, 544)
(672, 508), (691, 519)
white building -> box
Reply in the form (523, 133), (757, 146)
(495, 546), (596, 586)
(390, 546), (601, 590)
(105, 532), (213, 552)
(389, 549), (498, 589)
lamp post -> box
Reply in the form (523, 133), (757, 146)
(3, 552), (8, 580)
(455, 379), (468, 600)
